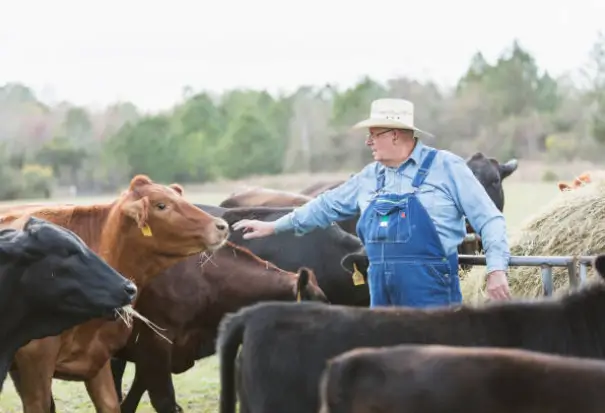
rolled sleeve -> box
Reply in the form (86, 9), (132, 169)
(445, 156), (511, 274)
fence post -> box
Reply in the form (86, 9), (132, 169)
(540, 265), (553, 296)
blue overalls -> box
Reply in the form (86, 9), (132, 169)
(356, 149), (463, 308)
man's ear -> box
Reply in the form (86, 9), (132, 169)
(121, 196), (150, 228)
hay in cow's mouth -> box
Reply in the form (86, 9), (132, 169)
(114, 305), (172, 344)
(461, 177), (605, 303)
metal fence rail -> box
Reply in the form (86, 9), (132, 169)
(458, 254), (597, 297)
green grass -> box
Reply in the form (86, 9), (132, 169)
(0, 181), (561, 412)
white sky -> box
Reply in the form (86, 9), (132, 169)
(1, 0), (603, 112)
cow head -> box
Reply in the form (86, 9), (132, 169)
(466, 152), (518, 212)
(118, 175), (230, 256)
(2, 216), (137, 316)
(295, 267), (330, 303)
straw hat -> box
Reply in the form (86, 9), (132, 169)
(351, 98), (433, 137)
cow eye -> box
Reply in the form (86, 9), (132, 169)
(156, 203), (166, 210)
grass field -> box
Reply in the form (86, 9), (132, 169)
(0, 179), (561, 412)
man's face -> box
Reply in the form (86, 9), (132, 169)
(365, 127), (396, 162)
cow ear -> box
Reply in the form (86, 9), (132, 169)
(499, 159), (518, 180)
(594, 254), (605, 280)
(129, 174), (153, 190)
(169, 183), (184, 196)
(558, 182), (570, 191)
(121, 196), (150, 230)
(295, 267), (311, 302)
(341, 250), (369, 275)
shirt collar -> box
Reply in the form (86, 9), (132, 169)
(380, 139), (425, 173)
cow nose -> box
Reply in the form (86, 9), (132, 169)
(124, 281), (138, 298)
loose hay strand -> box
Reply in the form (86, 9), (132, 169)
(115, 304), (172, 344)
(461, 179), (605, 303)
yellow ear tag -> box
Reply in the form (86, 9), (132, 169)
(141, 224), (153, 237)
(352, 263), (365, 286)
(296, 290), (301, 302)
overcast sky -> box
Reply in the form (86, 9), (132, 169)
(1, 0), (603, 112)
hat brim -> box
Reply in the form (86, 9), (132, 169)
(351, 118), (433, 137)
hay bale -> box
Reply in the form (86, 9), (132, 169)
(460, 179), (605, 303)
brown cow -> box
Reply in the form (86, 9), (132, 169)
(558, 172), (592, 191)
(319, 344), (605, 413)
(299, 179), (346, 197)
(0, 203), (54, 215)
(2, 174), (230, 413)
(112, 241), (328, 413)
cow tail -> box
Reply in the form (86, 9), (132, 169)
(217, 311), (246, 413)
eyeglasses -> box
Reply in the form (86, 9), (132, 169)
(365, 129), (394, 142)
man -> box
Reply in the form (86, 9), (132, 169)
(232, 98), (511, 308)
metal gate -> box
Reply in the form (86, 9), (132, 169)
(458, 254), (597, 297)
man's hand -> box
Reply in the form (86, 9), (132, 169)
(231, 219), (276, 239)
(486, 270), (511, 301)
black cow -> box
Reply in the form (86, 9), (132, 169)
(319, 344), (605, 413)
(458, 152), (518, 260)
(0, 216), (137, 393)
(466, 152), (518, 213)
(217, 253), (605, 413)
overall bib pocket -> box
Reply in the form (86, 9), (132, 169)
(366, 206), (412, 244)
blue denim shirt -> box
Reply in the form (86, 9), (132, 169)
(273, 140), (511, 274)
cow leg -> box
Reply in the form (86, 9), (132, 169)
(119, 364), (148, 413)
(144, 352), (182, 413)
(11, 338), (60, 413)
(10, 369), (57, 413)
(134, 328), (181, 413)
(84, 360), (121, 413)
(110, 357), (127, 403)
(236, 352), (250, 413)
(122, 362), (183, 413)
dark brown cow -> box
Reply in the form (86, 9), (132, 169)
(319, 344), (605, 413)
(106, 203), (364, 413)
(111, 241), (327, 413)
(1, 175), (229, 413)
(217, 253), (605, 413)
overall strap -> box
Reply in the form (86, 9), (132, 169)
(411, 149), (438, 188)
(375, 167), (386, 191)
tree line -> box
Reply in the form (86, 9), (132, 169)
(1, 35), (604, 200)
